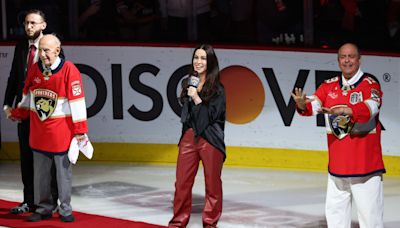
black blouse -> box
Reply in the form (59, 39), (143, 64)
(180, 84), (226, 160)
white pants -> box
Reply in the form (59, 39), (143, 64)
(325, 173), (384, 228)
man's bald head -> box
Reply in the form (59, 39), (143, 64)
(40, 34), (61, 48)
(338, 43), (360, 58)
(337, 43), (361, 79)
(39, 34), (61, 67)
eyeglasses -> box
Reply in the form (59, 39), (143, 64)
(23, 21), (44, 27)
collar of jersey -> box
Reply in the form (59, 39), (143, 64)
(38, 57), (65, 76)
(339, 69), (365, 90)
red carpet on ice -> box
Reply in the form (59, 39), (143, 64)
(0, 199), (166, 228)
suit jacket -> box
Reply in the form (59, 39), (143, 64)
(3, 39), (29, 108)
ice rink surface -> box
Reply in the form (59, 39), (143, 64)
(1, 162), (399, 228)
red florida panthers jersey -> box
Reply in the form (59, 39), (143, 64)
(19, 59), (88, 153)
(299, 72), (385, 177)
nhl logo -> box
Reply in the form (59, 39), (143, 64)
(42, 67), (52, 80)
(342, 85), (350, 96)
(33, 89), (58, 121)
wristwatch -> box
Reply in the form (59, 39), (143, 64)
(3, 105), (10, 111)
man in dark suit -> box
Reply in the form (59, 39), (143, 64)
(3, 9), (58, 215)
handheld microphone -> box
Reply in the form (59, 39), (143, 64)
(188, 71), (199, 102)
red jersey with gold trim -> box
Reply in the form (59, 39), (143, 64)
(299, 72), (385, 177)
(19, 58), (88, 153)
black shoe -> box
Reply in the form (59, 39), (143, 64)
(27, 213), (52, 222)
(10, 203), (30, 214)
(60, 214), (75, 222)
(52, 205), (59, 214)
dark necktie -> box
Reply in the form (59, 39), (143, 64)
(27, 44), (36, 72)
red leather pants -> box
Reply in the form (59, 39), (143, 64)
(169, 129), (224, 228)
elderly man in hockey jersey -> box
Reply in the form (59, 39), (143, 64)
(11, 34), (89, 223)
(292, 43), (385, 228)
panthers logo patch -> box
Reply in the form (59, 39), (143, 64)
(328, 114), (354, 139)
(370, 88), (381, 104)
(71, 80), (82, 96)
(33, 89), (58, 121)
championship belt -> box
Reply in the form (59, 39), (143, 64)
(328, 114), (354, 139)
(32, 89), (58, 121)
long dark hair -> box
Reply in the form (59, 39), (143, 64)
(179, 44), (221, 104)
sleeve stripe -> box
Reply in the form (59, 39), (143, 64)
(69, 98), (87, 122)
(365, 99), (379, 119)
(309, 95), (322, 115)
(18, 94), (31, 109)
